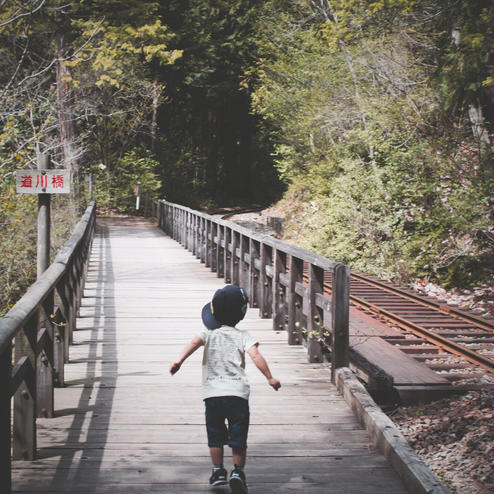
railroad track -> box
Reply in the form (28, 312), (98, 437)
(347, 271), (494, 383)
(300, 266), (494, 385)
(218, 206), (266, 219)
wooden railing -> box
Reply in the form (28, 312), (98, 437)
(0, 201), (96, 493)
(157, 200), (349, 375)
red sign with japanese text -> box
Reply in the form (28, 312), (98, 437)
(16, 170), (71, 194)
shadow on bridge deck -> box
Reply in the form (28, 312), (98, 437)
(11, 218), (409, 493)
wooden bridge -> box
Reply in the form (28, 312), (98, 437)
(1, 202), (448, 493)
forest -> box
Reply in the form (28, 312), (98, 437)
(1, 0), (493, 315)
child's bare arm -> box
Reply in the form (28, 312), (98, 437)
(170, 336), (204, 375)
(248, 344), (281, 390)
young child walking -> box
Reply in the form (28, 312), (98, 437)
(169, 284), (281, 494)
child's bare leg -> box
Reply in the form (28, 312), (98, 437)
(209, 446), (224, 466)
(232, 447), (246, 468)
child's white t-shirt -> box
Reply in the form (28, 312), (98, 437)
(198, 325), (258, 400)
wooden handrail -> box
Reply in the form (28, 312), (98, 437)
(0, 201), (96, 493)
(157, 200), (349, 377)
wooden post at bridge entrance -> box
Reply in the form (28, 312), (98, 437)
(37, 153), (51, 279)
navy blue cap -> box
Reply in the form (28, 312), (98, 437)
(201, 285), (248, 329)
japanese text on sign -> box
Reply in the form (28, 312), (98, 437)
(16, 170), (71, 194)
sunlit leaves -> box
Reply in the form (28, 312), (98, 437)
(69, 18), (182, 90)
(251, 0), (493, 287)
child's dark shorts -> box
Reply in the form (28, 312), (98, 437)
(204, 396), (250, 449)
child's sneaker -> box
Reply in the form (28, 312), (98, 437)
(229, 467), (248, 494)
(209, 467), (227, 486)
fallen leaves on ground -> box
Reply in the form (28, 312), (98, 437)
(388, 390), (494, 494)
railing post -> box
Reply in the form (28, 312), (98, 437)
(287, 256), (303, 345)
(259, 243), (272, 318)
(182, 210), (187, 248)
(249, 239), (260, 309)
(13, 315), (37, 460)
(216, 224), (224, 278)
(164, 203), (168, 234)
(307, 263), (324, 363)
(1, 344), (12, 493)
(182, 210), (186, 246)
(73, 250), (84, 317)
(231, 231), (240, 285)
(190, 212), (195, 252)
(272, 248), (286, 332)
(173, 205), (177, 239)
(36, 292), (54, 418)
(199, 217), (205, 264)
(58, 273), (73, 363)
(186, 211), (191, 250)
(205, 220), (212, 268)
(239, 234), (249, 294)
(162, 203), (165, 231)
(211, 222), (218, 273)
(170, 204), (174, 238)
(190, 213), (195, 256)
(171, 204), (174, 237)
(194, 215), (201, 259)
(173, 207), (178, 241)
(184, 210), (187, 246)
(331, 263), (350, 382)
(168, 204), (172, 237)
(224, 227), (232, 283)
(68, 261), (78, 346)
(80, 212), (95, 296)
(179, 209), (183, 245)
(52, 305), (66, 386)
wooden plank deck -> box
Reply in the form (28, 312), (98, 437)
(11, 218), (409, 493)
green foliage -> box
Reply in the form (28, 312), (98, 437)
(0, 170), (79, 316)
(252, 0), (493, 289)
(92, 148), (161, 213)
(0, 170), (36, 316)
(68, 17), (182, 90)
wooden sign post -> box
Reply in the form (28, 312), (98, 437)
(16, 155), (71, 277)
(135, 181), (141, 211)
(37, 155), (51, 278)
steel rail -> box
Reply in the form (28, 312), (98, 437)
(349, 294), (494, 373)
(306, 267), (494, 373)
(219, 206), (266, 220)
(350, 271), (493, 333)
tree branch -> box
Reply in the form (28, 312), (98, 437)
(0, 0), (46, 28)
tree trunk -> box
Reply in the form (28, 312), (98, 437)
(150, 78), (162, 154)
(56, 33), (78, 183)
